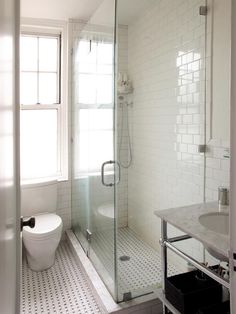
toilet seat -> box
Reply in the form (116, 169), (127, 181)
(23, 213), (62, 239)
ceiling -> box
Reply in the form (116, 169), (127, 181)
(21, 0), (104, 21)
(21, 0), (156, 25)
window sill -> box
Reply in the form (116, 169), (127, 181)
(21, 174), (69, 187)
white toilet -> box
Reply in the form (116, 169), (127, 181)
(21, 181), (63, 271)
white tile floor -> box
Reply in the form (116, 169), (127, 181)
(22, 229), (178, 313)
(21, 242), (103, 314)
(92, 227), (178, 295)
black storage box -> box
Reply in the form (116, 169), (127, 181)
(197, 300), (230, 314)
(165, 270), (222, 314)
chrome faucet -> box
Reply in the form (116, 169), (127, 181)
(218, 187), (229, 207)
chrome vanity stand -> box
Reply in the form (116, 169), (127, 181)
(158, 219), (230, 314)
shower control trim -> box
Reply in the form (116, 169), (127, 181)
(199, 6), (207, 16)
(101, 160), (121, 187)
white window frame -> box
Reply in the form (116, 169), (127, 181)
(20, 18), (68, 183)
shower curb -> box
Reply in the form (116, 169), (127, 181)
(66, 230), (163, 313)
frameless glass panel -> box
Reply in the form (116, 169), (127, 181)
(20, 109), (58, 180)
(71, 0), (117, 300)
(78, 109), (113, 173)
(115, 0), (207, 302)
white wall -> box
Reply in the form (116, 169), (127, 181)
(204, 0), (231, 200)
(116, 25), (129, 227)
(127, 0), (206, 258)
(211, 0), (231, 141)
(57, 180), (72, 232)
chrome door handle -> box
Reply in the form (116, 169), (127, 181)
(101, 160), (121, 187)
(101, 161), (113, 187)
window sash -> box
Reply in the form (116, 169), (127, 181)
(20, 33), (61, 105)
(20, 23), (68, 183)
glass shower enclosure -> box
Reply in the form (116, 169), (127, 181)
(71, 0), (118, 300)
(72, 0), (208, 303)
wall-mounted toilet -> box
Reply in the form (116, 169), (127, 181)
(21, 181), (63, 271)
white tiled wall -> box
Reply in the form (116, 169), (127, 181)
(205, 139), (230, 201)
(57, 180), (72, 233)
(116, 25), (129, 227)
(126, 0), (207, 266)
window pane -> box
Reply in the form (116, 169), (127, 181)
(20, 36), (38, 71)
(79, 109), (113, 131)
(78, 62), (96, 74)
(78, 74), (96, 104)
(39, 37), (58, 72)
(39, 73), (57, 104)
(79, 130), (113, 173)
(20, 72), (37, 104)
(97, 75), (112, 104)
(97, 43), (113, 64)
(20, 109), (58, 180)
(76, 40), (97, 65)
(78, 109), (113, 173)
(97, 64), (112, 75)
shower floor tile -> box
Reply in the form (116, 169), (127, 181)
(92, 227), (178, 295)
(21, 242), (103, 314)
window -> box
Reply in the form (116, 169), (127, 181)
(76, 40), (113, 106)
(20, 23), (68, 182)
(21, 34), (60, 105)
(75, 40), (114, 175)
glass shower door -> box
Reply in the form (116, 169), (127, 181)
(71, 0), (117, 300)
(115, 0), (208, 303)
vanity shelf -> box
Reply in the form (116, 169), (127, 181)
(156, 288), (181, 314)
(155, 202), (230, 314)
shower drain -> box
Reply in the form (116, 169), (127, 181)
(119, 255), (130, 262)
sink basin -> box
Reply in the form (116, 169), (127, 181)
(199, 212), (229, 235)
(199, 212), (229, 261)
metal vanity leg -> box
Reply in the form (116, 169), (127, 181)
(160, 219), (168, 313)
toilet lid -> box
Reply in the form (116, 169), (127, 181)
(23, 213), (62, 236)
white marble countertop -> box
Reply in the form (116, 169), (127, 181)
(154, 201), (229, 259)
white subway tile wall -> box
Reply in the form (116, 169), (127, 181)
(205, 139), (230, 201)
(57, 180), (72, 233)
(127, 0), (207, 266)
(116, 25), (129, 227)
